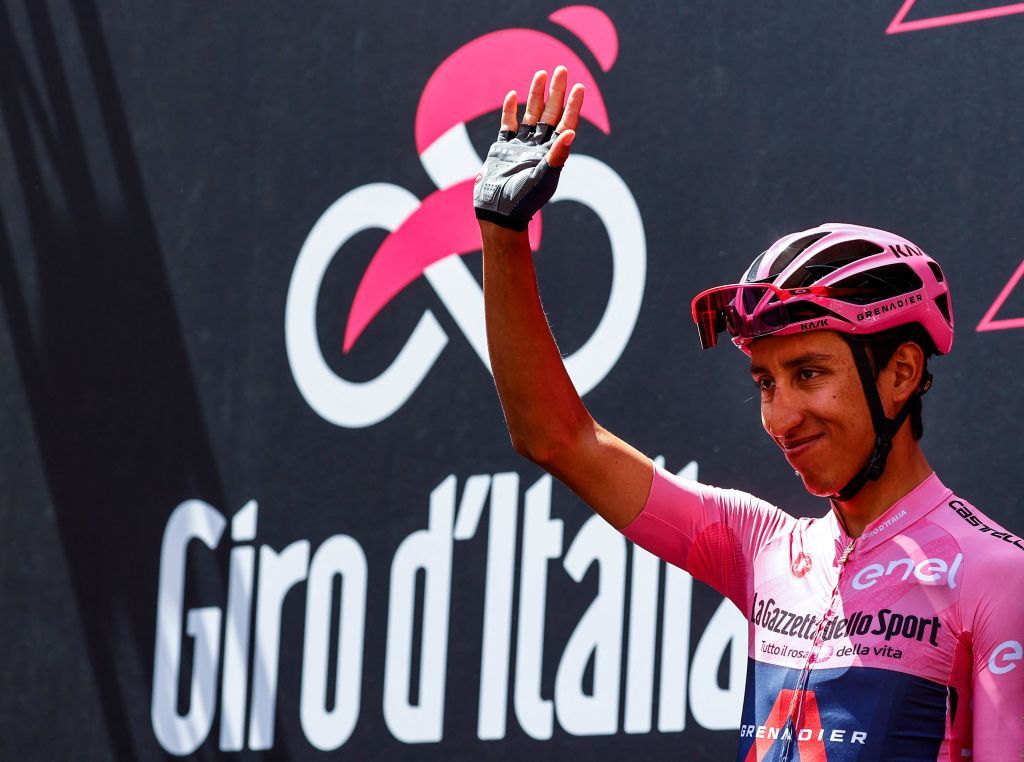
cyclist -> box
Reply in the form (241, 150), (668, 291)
(475, 66), (1024, 759)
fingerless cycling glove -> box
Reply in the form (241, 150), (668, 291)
(473, 122), (561, 231)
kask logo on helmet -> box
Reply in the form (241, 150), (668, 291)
(285, 6), (646, 428)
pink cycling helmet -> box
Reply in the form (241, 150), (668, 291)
(692, 223), (955, 501)
(691, 223), (954, 356)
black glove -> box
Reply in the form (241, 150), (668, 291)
(473, 122), (561, 231)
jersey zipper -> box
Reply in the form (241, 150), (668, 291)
(776, 537), (857, 761)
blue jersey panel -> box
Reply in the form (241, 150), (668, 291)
(737, 660), (946, 761)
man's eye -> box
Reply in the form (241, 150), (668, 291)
(756, 377), (774, 391)
(798, 368), (821, 381)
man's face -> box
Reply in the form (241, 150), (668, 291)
(748, 331), (875, 497)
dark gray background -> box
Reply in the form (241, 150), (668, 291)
(1, 1), (1021, 758)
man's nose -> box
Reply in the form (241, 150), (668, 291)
(763, 386), (804, 438)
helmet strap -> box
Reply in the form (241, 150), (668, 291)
(831, 339), (931, 502)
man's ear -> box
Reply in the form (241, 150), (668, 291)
(888, 341), (926, 405)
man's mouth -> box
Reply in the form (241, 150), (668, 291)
(778, 433), (825, 459)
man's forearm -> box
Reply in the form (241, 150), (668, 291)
(472, 70), (651, 529)
(481, 222), (592, 464)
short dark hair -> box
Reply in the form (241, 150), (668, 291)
(858, 325), (934, 441)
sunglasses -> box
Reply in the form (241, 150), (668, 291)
(690, 283), (873, 349)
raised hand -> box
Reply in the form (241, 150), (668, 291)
(473, 66), (585, 231)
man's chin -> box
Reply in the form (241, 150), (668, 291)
(796, 470), (842, 498)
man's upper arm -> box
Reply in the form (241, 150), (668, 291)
(970, 553), (1024, 757)
(619, 462), (789, 610)
(542, 419), (655, 530)
(542, 418), (789, 611)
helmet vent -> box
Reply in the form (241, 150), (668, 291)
(928, 261), (945, 283)
(935, 293), (951, 323)
(829, 263), (924, 305)
(743, 251), (768, 283)
(779, 239), (884, 288)
(768, 232), (829, 278)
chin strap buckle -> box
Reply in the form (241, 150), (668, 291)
(919, 370), (934, 396)
(865, 434), (893, 481)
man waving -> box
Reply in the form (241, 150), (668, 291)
(475, 66), (1024, 760)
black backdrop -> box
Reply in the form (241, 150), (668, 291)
(1, 1), (1022, 759)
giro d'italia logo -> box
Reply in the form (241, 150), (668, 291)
(286, 6), (646, 428)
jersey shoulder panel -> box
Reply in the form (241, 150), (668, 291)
(905, 490), (1024, 633)
(937, 492), (1024, 563)
(929, 492), (1024, 609)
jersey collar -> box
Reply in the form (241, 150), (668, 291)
(828, 471), (953, 555)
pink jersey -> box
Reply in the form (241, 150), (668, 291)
(622, 465), (1024, 760)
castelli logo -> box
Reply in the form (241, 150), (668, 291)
(285, 6), (647, 428)
(791, 552), (812, 579)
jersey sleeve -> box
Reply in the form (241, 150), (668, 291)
(620, 463), (794, 611)
(968, 550), (1024, 758)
